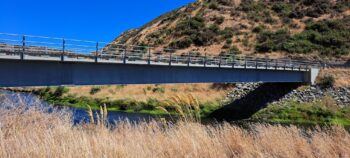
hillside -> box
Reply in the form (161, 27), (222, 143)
(114, 0), (350, 60)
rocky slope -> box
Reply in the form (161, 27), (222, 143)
(114, 0), (350, 60)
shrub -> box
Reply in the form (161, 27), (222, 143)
(214, 16), (225, 25)
(272, 2), (292, 16)
(285, 18), (349, 55)
(256, 29), (290, 52)
(208, 2), (219, 10)
(282, 39), (317, 54)
(53, 86), (69, 97)
(305, 1), (332, 18)
(252, 25), (264, 33)
(169, 36), (193, 49)
(222, 43), (231, 49)
(228, 45), (241, 54)
(264, 15), (277, 24)
(216, 0), (231, 6)
(191, 29), (217, 46)
(208, 24), (220, 33)
(152, 86), (165, 93)
(318, 75), (335, 89)
(145, 98), (160, 110)
(220, 27), (235, 39)
(90, 87), (101, 95)
(175, 17), (205, 33)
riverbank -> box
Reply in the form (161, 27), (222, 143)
(253, 100), (350, 126)
(31, 86), (221, 117)
(5, 83), (350, 126)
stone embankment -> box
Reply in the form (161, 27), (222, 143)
(225, 83), (350, 107)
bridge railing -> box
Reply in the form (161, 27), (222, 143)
(0, 33), (320, 71)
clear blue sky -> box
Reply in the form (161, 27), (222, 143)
(0, 0), (194, 42)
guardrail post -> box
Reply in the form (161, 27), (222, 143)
(219, 55), (222, 68)
(123, 45), (127, 64)
(95, 42), (99, 63)
(204, 53), (207, 67)
(284, 60), (287, 70)
(21, 35), (25, 60)
(275, 60), (278, 70)
(255, 60), (258, 69)
(232, 57), (235, 68)
(169, 52), (172, 66)
(61, 39), (65, 62)
(148, 47), (151, 65)
(244, 58), (247, 69)
(187, 52), (190, 67)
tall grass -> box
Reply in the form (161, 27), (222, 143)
(163, 94), (201, 122)
(0, 97), (350, 157)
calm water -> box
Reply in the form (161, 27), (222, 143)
(0, 90), (160, 124)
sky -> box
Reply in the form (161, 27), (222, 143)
(0, 0), (194, 42)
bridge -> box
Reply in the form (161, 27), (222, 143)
(0, 33), (320, 87)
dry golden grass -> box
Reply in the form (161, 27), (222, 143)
(66, 83), (230, 103)
(1, 99), (350, 158)
(318, 68), (350, 87)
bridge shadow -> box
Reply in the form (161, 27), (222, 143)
(209, 83), (301, 122)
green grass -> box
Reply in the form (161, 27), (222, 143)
(253, 100), (350, 126)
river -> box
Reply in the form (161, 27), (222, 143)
(0, 90), (161, 124)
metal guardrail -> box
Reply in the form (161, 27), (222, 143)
(0, 33), (320, 71)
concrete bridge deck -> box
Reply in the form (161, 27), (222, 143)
(0, 33), (320, 87)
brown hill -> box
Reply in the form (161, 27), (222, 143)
(114, 0), (350, 60)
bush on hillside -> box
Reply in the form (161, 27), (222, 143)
(208, 2), (219, 10)
(229, 45), (241, 54)
(252, 25), (264, 33)
(256, 29), (290, 52)
(191, 29), (217, 46)
(317, 75), (335, 89)
(175, 16), (205, 34)
(220, 27), (235, 39)
(282, 39), (317, 54)
(272, 2), (292, 16)
(214, 16), (225, 25)
(208, 24), (220, 33)
(216, 0), (232, 6)
(255, 17), (350, 56)
(169, 36), (193, 49)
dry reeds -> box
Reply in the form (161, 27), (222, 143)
(164, 94), (201, 122)
(0, 99), (350, 158)
(86, 104), (108, 126)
